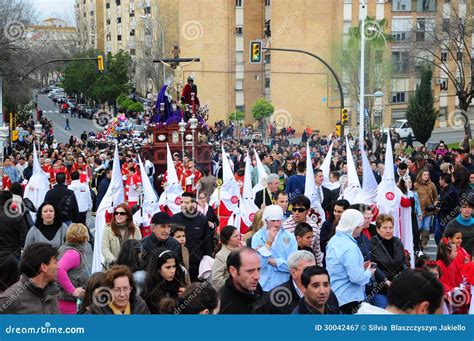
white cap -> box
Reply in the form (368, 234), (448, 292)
(336, 209), (364, 234)
(263, 205), (283, 221)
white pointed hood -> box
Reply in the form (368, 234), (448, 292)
(342, 137), (362, 204)
(158, 143), (183, 214)
(252, 149), (268, 194)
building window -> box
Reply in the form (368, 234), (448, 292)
(392, 51), (410, 74)
(457, 51), (463, 60)
(117, 17), (121, 23)
(391, 92), (406, 103)
(264, 20), (271, 37)
(441, 51), (447, 62)
(442, 18), (449, 32)
(440, 78), (448, 91)
(116, 0), (120, 5)
(392, 0), (411, 11)
(106, 19), (111, 25)
(416, 0), (436, 11)
(130, 49), (136, 55)
(144, 6), (151, 14)
(106, 2), (110, 8)
(235, 0), (243, 7)
(264, 54), (271, 63)
(130, 29), (135, 36)
(130, 10), (135, 17)
(265, 78), (271, 88)
(416, 18), (435, 41)
(117, 34), (122, 41)
(235, 26), (243, 35)
(265, 0), (271, 5)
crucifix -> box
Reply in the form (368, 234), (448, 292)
(155, 45), (200, 104)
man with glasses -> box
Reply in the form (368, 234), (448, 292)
(283, 195), (323, 266)
(142, 212), (182, 264)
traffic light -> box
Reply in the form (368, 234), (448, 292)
(250, 41), (262, 64)
(97, 54), (105, 73)
(341, 108), (349, 125)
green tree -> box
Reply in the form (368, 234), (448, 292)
(406, 66), (438, 145)
(251, 98), (274, 121)
(229, 110), (245, 123)
(128, 101), (144, 113)
(62, 50), (132, 104)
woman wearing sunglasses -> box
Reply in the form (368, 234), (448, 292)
(101, 203), (142, 269)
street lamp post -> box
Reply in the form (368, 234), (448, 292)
(189, 114), (198, 163)
(178, 119), (186, 159)
(359, 1), (367, 149)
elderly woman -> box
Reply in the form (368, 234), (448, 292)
(211, 225), (242, 290)
(57, 223), (90, 314)
(325, 209), (376, 314)
(369, 214), (407, 308)
(90, 265), (149, 314)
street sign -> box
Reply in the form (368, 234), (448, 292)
(250, 41), (262, 64)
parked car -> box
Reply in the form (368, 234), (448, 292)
(77, 105), (95, 119)
(381, 119), (414, 140)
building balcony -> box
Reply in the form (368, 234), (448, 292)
(391, 31), (412, 43)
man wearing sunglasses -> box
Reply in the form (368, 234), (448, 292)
(283, 195), (323, 266)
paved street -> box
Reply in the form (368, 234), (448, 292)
(37, 94), (101, 143)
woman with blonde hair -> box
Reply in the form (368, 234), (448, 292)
(243, 209), (264, 246)
(101, 203), (142, 268)
(57, 223), (90, 314)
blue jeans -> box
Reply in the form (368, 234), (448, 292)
(419, 216), (432, 231)
(367, 294), (388, 308)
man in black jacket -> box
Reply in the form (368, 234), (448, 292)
(219, 248), (269, 314)
(44, 172), (78, 224)
(266, 250), (339, 314)
(171, 192), (212, 281)
(292, 266), (341, 314)
(254, 173), (280, 209)
(0, 191), (29, 258)
(142, 212), (182, 264)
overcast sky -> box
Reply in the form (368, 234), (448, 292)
(33, 0), (76, 24)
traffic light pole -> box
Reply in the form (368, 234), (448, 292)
(262, 47), (345, 135)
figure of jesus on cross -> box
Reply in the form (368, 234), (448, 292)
(156, 45), (200, 105)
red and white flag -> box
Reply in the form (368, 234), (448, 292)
(92, 143), (124, 273)
(210, 146), (241, 227)
(159, 143), (183, 215)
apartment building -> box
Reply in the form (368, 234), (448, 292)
(75, 0), (105, 51)
(76, 0), (179, 96)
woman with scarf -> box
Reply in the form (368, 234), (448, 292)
(57, 223), (90, 314)
(101, 203), (142, 269)
(24, 202), (69, 249)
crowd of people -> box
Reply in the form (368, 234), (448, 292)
(0, 116), (473, 316)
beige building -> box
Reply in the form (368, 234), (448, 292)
(178, 0), (474, 134)
(75, 0), (105, 51)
